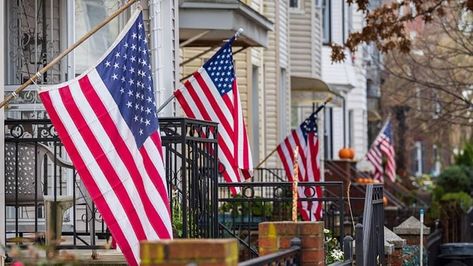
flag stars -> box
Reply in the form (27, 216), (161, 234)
(126, 101), (132, 108)
(112, 74), (118, 80)
(128, 90), (133, 97)
(114, 63), (120, 69)
(115, 52), (120, 58)
(105, 61), (111, 67)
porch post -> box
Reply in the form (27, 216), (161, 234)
(0, 0), (5, 259)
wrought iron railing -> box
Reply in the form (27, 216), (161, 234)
(218, 173), (345, 259)
(4, 119), (107, 249)
(238, 237), (301, 266)
(159, 117), (219, 238)
(4, 118), (220, 248)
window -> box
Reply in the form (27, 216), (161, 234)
(74, 0), (129, 75)
(432, 144), (441, 176)
(279, 68), (288, 140)
(324, 107), (334, 159)
(348, 110), (354, 148)
(322, 0), (331, 44)
(414, 141), (423, 176)
(251, 65), (260, 164)
(344, 3), (353, 42)
(290, 0), (300, 8)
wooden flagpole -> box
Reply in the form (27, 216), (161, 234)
(292, 147), (300, 222)
(0, 0), (138, 109)
(255, 96), (333, 169)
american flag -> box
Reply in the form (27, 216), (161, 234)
(174, 36), (253, 195)
(366, 120), (396, 182)
(39, 12), (171, 266)
(276, 113), (323, 221)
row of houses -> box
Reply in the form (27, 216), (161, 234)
(0, 0), (384, 249)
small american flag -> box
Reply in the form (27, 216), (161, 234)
(174, 36), (253, 195)
(366, 120), (396, 182)
(276, 113), (323, 221)
(39, 12), (171, 266)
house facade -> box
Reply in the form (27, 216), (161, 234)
(0, 0), (375, 253)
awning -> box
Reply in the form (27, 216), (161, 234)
(291, 76), (343, 106)
(368, 110), (382, 121)
(179, 0), (273, 47)
(291, 76), (332, 92)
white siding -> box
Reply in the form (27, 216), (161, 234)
(289, 0), (322, 78)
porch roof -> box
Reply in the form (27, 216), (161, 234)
(179, 0), (273, 47)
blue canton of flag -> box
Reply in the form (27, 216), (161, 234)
(203, 37), (236, 95)
(96, 13), (157, 147)
(300, 114), (318, 140)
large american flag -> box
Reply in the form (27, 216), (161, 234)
(366, 120), (396, 182)
(276, 113), (323, 221)
(174, 36), (253, 195)
(39, 12), (171, 266)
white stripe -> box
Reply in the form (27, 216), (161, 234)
(68, 80), (159, 241)
(47, 88), (140, 263)
(187, 77), (234, 152)
(199, 71), (233, 122)
(279, 137), (295, 178)
(292, 130), (306, 179)
(88, 70), (172, 235)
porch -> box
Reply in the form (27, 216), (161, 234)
(4, 117), (359, 264)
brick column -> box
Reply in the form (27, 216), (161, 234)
(140, 239), (238, 266)
(259, 221), (325, 266)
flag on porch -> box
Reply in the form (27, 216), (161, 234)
(276, 112), (323, 221)
(174, 36), (253, 195)
(366, 120), (396, 182)
(38, 11), (172, 266)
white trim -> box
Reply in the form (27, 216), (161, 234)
(39, 9), (142, 93)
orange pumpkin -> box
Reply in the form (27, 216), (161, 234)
(339, 147), (355, 160)
(383, 196), (388, 206)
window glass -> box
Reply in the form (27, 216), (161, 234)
(74, 0), (127, 75)
(290, 0), (299, 8)
(322, 0), (331, 44)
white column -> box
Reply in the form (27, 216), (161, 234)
(150, 0), (179, 117)
(0, 0), (5, 260)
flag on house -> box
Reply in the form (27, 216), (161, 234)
(276, 112), (323, 221)
(174, 36), (253, 195)
(38, 11), (171, 266)
(366, 120), (396, 182)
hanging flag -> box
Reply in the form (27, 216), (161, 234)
(276, 113), (323, 221)
(174, 36), (253, 195)
(366, 120), (396, 182)
(39, 11), (171, 266)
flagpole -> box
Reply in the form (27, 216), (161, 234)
(156, 28), (244, 114)
(255, 96), (332, 169)
(0, 0), (138, 109)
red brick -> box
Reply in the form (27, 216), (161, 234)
(258, 237), (278, 249)
(272, 222), (298, 235)
(301, 236), (324, 249)
(299, 222), (324, 236)
(301, 249), (325, 263)
(279, 236), (295, 249)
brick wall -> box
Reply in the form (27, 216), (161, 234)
(259, 221), (325, 266)
(140, 239), (238, 266)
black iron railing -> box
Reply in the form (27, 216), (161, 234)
(218, 170), (345, 258)
(238, 238), (301, 266)
(4, 118), (220, 248)
(4, 119), (107, 249)
(159, 118), (219, 238)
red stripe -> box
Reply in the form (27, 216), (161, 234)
(193, 73), (234, 136)
(78, 76), (171, 239)
(40, 91), (137, 266)
(150, 131), (164, 159)
(277, 145), (294, 181)
(292, 131), (307, 180)
(58, 86), (148, 240)
(232, 87), (239, 175)
(174, 88), (197, 119)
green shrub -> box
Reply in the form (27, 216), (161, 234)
(441, 192), (473, 212)
(436, 165), (472, 194)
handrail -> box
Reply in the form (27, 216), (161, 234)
(238, 238), (301, 266)
(219, 222), (259, 257)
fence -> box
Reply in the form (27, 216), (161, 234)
(238, 238), (301, 266)
(218, 170), (345, 258)
(355, 184), (385, 266)
(4, 118), (220, 249)
(159, 118), (219, 238)
(4, 119), (107, 249)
